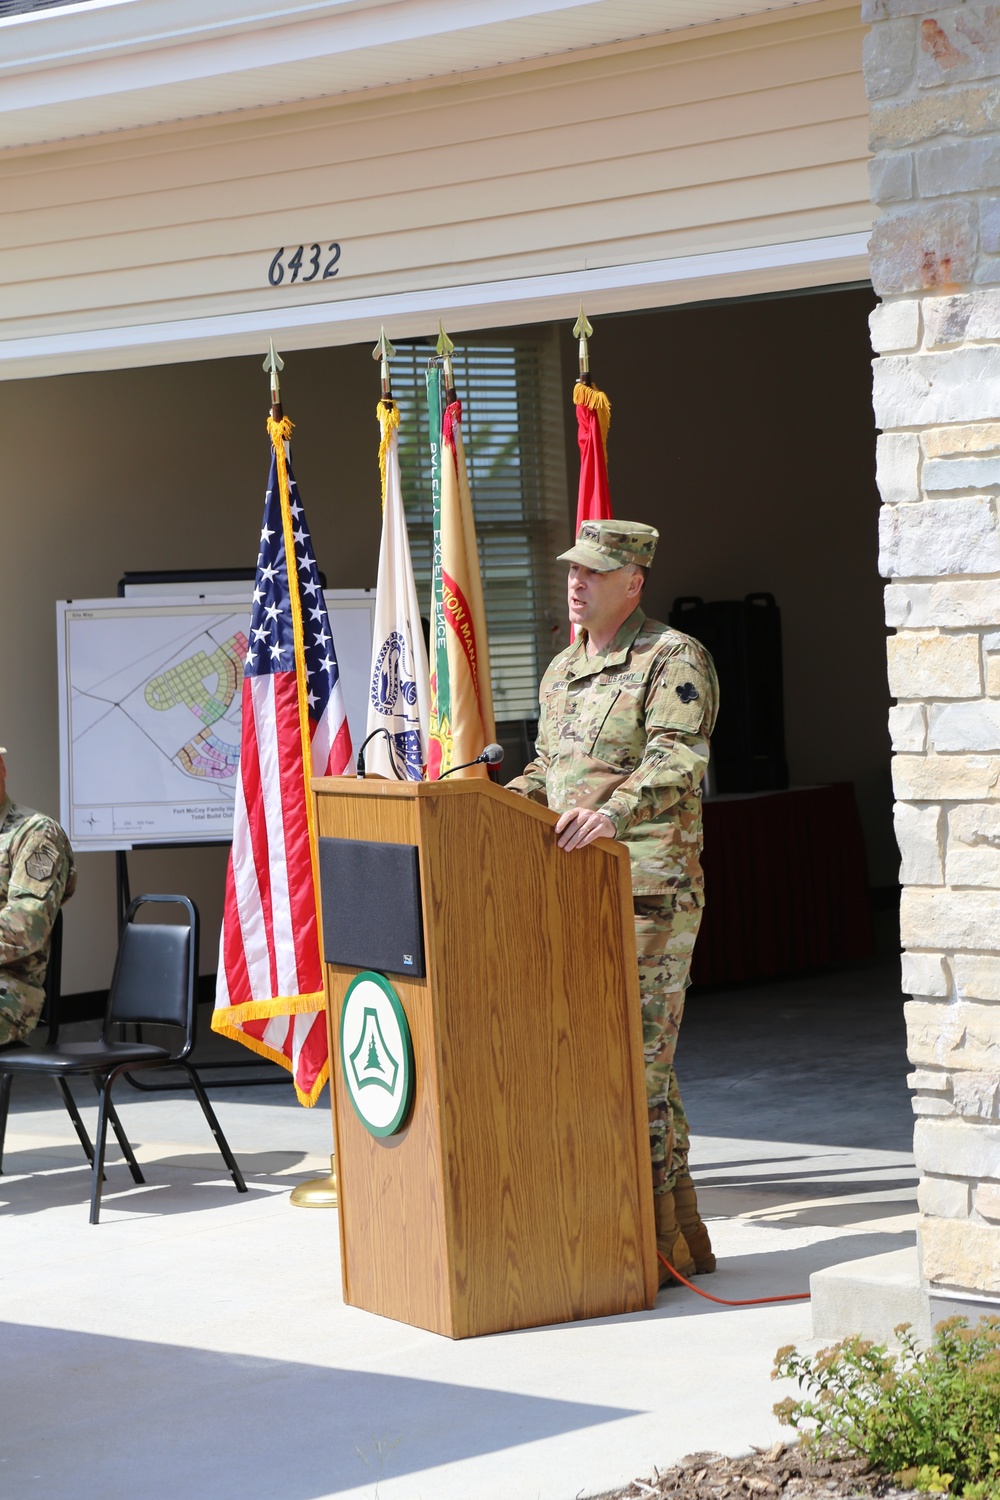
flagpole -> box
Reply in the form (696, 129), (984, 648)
(570, 306), (612, 643)
(425, 320), (455, 779)
(437, 319), (457, 403)
(259, 341), (339, 1209)
(571, 301), (611, 466)
(366, 328), (431, 781)
(264, 335), (284, 420)
(373, 325), (398, 510)
(429, 320), (497, 774)
(574, 302), (593, 387)
(374, 324), (395, 404)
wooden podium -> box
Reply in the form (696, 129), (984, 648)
(312, 775), (657, 1339)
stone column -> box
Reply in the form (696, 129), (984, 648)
(865, 0), (1000, 1308)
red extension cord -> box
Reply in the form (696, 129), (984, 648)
(657, 1251), (812, 1306)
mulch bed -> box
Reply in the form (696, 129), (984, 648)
(586, 1441), (927, 1500)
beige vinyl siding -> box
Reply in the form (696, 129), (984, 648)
(0, 0), (869, 354)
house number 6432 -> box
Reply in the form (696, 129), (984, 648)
(267, 243), (341, 286)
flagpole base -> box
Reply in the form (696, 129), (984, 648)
(289, 1154), (339, 1208)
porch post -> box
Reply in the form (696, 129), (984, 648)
(865, 0), (1000, 1311)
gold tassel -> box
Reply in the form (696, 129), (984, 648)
(266, 415), (296, 503)
(573, 381), (611, 455)
(376, 399), (400, 513)
(266, 414), (294, 446)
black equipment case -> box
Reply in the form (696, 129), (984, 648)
(669, 592), (789, 795)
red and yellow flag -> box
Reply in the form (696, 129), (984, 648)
(571, 380), (612, 640)
(427, 365), (495, 778)
(573, 380), (612, 535)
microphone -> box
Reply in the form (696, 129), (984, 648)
(439, 743), (504, 780)
(355, 727), (405, 781)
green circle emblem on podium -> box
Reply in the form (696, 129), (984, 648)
(339, 971), (414, 1138)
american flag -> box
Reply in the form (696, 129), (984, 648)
(212, 421), (352, 1105)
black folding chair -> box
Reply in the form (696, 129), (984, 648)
(38, 907), (64, 1046)
(0, 895), (248, 1223)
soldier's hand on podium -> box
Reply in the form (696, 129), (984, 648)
(555, 807), (616, 851)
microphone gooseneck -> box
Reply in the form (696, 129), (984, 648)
(438, 743), (505, 780)
(355, 727), (405, 781)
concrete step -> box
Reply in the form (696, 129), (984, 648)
(810, 1246), (930, 1343)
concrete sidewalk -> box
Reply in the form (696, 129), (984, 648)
(0, 927), (916, 1500)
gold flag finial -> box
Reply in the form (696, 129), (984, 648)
(262, 337), (284, 411)
(373, 326), (396, 399)
(436, 320), (455, 397)
(263, 338), (285, 404)
(573, 304), (593, 378)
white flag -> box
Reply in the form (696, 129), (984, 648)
(366, 401), (431, 780)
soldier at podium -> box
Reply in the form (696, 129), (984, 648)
(507, 520), (718, 1287)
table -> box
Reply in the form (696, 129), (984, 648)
(691, 783), (875, 987)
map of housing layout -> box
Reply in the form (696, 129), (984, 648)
(58, 600), (251, 848)
(144, 635), (247, 781)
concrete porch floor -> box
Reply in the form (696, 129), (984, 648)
(0, 917), (916, 1500)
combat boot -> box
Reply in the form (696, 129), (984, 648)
(653, 1191), (696, 1286)
(673, 1171), (716, 1274)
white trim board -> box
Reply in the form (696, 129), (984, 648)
(0, 232), (871, 382)
(1, 0), (816, 149)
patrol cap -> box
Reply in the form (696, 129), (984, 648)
(558, 519), (659, 573)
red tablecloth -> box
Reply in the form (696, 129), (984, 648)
(691, 783), (875, 987)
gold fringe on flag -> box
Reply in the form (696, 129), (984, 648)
(376, 399), (400, 513)
(573, 381), (611, 456)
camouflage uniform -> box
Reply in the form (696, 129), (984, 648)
(0, 797), (76, 1046)
(509, 591), (718, 1196)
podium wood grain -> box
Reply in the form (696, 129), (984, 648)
(314, 776), (657, 1338)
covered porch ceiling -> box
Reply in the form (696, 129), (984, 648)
(2, 0), (822, 150)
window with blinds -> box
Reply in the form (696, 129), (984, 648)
(394, 332), (570, 721)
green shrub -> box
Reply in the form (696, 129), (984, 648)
(771, 1318), (1000, 1497)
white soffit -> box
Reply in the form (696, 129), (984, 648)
(0, 233), (871, 382)
(2, 0), (818, 150)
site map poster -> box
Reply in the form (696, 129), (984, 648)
(57, 596), (374, 851)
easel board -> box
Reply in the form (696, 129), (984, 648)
(57, 592), (375, 851)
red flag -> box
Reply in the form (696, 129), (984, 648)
(573, 381), (612, 536)
(571, 381), (613, 639)
(212, 416), (352, 1106)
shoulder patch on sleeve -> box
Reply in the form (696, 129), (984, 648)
(649, 659), (713, 734)
(24, 849), (56, 882)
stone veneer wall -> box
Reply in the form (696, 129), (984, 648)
(865, 0), (1000, 1300)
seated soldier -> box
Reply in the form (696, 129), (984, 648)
(0, 745), (76, 1048)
